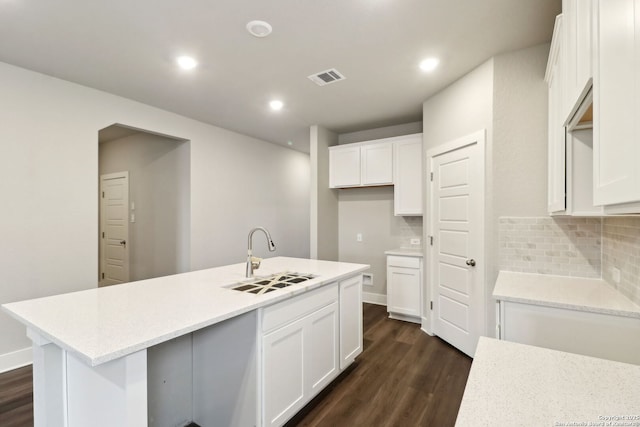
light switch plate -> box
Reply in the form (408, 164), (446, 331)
(356, 233), (363, 242)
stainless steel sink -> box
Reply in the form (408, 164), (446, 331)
(229, 272), (316, 295)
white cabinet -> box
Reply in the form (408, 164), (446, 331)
(393, 135), (423, 216)
(563, 0), (593, 120)
(329, 145), (361, 188)
(386, 255), (422, 323)
(329, 141), (392, 188)
(546, 15), (567, 214)
(593, 0), (640, 209)
(497, 300), (640, 365)
(339, 274), (363, 369)
(261, 284), (339, 427)
(361, 142), (393, 185)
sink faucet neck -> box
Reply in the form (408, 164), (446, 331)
(246, 227), (276, 278)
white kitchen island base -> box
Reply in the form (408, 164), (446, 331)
(5, 257), (368, 427)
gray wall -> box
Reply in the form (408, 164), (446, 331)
(310, 125), (339, 261)
(422, 58), (495, 331)
(337, 122), (424, 300)
(421, 43), (549, 336)
(338, 187), (422, 298)
(490, 43), (550, 329)
(99, 132), (190, 282)
(0, 60), (310, 370)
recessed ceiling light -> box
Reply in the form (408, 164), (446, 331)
(420, 57), (439, 72)
(269, 100), (284, 111)
(247, 20), (273, 38)
(176, 56), (198, 70)
(287, 141), (293, 146)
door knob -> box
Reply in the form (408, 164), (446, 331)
(120, 240), (126, 247)
(465, 259), (476, 267)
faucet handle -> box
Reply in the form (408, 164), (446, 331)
(251, 256), (262, 270)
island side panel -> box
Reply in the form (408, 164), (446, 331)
(192, 311), (258, 427)
(66, 350), (147, 427)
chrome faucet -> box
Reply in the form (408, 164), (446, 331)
(246, 227), (276, 277)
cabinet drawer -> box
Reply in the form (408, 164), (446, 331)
(387, 255), (420, 269)
(261, 283), (338, 333)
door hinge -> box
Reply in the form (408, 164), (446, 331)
(430, 172), (433, 181)
(101, 272), (104, 279)
(102, 191), (105, 198)
(430, 301), (433, 310)
(429, 236), (434, 246)
(102, 232), (104, 238)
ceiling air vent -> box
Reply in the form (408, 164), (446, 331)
(307, 68), (346, 86)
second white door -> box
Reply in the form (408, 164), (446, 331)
(100, 172), (130, 286)
(427, 131), (485, 357)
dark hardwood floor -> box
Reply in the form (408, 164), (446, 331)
(0, 304), (471, 427)
(286, 304), (472, 427)
(0, 363), (32, 427)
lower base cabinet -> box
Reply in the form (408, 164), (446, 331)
(497, 300), (640, 365)
(261, 275), (363, 426)
(386, 255), (422, 323)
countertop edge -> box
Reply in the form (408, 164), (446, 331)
(3, 260), (370, 366)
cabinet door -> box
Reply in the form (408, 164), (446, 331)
(387, 265), (421, 317)
(306, 302), (339, 396)
(547, 19), (567, 214)
(329, 145), (360, 188)
(593, 0), (640, 206)
(563, 0), (593, 114)
(394, 136), (423, 216)
(361, 142), (393, 185)
(339, 274), (363, 370)
(262, 319), (305, 427)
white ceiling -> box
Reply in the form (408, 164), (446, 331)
(0, 0), (561, 153)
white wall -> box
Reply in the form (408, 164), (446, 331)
(99, 132), (190, 281)
(0, 61), (310, 370)
(310, 125), (339, 261)
(422, 58), (495, 333)
(336, 122), (424, 301)
(421, 44), (549, 338)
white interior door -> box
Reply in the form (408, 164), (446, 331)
(427, 131), (485, 357)
(100, 172), (130, 286)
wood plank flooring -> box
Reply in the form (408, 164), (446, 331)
(0, 303), (471, 427)
(286, 304), (472, 427)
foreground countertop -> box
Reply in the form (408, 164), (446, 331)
(2, 257), (368, 366)
(493, 271), (640, 319)
(456, 337), (640, 426)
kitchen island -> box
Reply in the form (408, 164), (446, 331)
(2, 257), (369, 427)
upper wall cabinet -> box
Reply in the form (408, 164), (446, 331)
(593, 0), (640, 210)
(546, 15), (567, 214)
(329, 140), (392, 188)
(361, 142), (393, 185)
(562, 0), (593, 122)
(393, 135), (423, 216)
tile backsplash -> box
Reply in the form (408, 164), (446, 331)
(602, 217), (640, 306)
(398, 216), (423, 248)
(499, 217), (601, 278)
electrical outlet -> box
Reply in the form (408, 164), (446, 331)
(356, 233), (363, 242)
(612, 267), (621, 284)
(410, 238), (421, 246)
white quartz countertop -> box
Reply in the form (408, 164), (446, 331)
(384, 247), (423, 257)
(2, 257), (368, 367)
(493, 271), (640, 319)
(456, 337), (640, 426)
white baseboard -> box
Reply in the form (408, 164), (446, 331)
(0, 347), (32, 373)
(362, 292), (387, 306)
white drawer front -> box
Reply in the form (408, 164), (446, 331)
(387, 255), (420, 269)
(262, 283), (338, 333)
